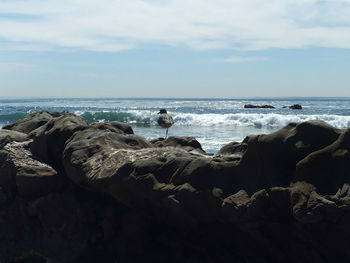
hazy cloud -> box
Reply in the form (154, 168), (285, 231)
(0, 62), (37, 70)
(215, 56), (270, 63)
(1, 0), (350, 51)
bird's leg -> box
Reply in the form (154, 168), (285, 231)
(165, 128), (168, 138)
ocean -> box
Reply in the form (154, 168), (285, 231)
(1, 97), (350, 153)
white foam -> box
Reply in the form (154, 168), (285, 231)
(75, 109), (350, 129)
(171, 112), (350, 129)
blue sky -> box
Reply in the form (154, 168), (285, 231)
(0, 0), (350, 98)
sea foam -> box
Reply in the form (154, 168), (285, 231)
(75, 111), (350, 129)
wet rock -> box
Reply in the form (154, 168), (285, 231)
(283, 104), (302, 110)
(244, 104), (275, 109)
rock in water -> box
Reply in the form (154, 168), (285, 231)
(244, 104), (275, 109)
(283, 104), (302, 109)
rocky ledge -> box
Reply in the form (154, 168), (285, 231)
(1, 111), (350, 262)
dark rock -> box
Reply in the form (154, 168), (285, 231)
(244, 104), (275, 109)
(90, 121), (134, 134)
(295, 127), (350, 195)
(0, 129), (28, 143)
(2, 111), (62, 134)
(151, 136), (206, 154)
(0, 141), (66, 198)
(239, 120), (341, 192)
(2, 111), (350, 262)
(0, 135), (12, 149)
(0, 130), (28, 149)
(217, 142), (248, 156)
(283, 104), (302, 110)
(10, 251), (48, 263)
(28, 112), (88, 169)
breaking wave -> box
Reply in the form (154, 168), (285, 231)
(1, 110), (349, 130)
(76, 111), (350, 129)
(0, 112), (27, 124)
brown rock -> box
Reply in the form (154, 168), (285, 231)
(0, 141), (65, 198)
(151, 136), (206, 154)
(2, 110), (62, 134)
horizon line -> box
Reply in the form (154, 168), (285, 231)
(0, 96), (350, 100)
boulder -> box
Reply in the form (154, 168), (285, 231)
(28, 112), (88, 169)
(0, 129), (28, 143)
(283, 104), (302, 110)
(239, 120), (341, 192)
(2, 111), (62, 134)
(295, 128), (350, 195)
(62, 124), (247, 224)
(0, 141), (65, 198)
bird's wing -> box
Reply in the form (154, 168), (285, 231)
(158, 114), (174, 126)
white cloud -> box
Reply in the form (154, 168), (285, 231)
(0, 0), (350, 51)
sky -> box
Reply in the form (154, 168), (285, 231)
(0, 0), (350, 98)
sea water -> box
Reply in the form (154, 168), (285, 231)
(1, 97), (350, 153)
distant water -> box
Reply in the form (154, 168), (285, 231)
(1, 97), (350, 153)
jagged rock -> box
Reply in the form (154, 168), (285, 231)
(0, 141), (65, 198)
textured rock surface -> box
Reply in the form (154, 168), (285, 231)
(151, 136), (206, 153)
(1, 111), (350, 262)
(2, 110), (62, 134)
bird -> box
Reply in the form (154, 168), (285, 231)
(157, 109), (174, 138)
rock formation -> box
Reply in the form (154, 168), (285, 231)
(282, 104), (303, 110)
(244, 104), (275, 109)
(1, 111), (350, 262)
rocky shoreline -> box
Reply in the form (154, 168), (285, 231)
(1, 111), (350, 262)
